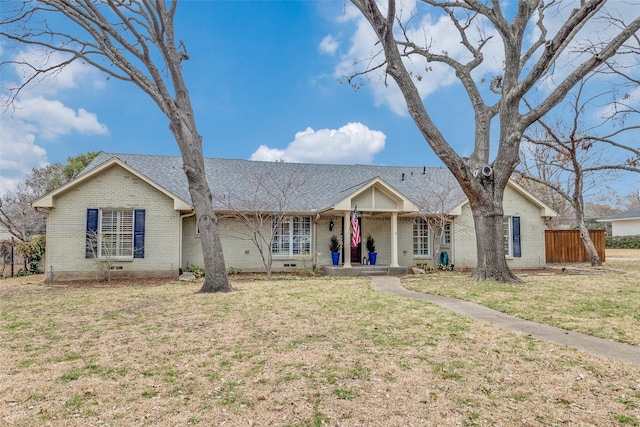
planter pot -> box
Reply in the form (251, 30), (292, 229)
(368, 252), (377, 265)
(331, 252), (340, 266)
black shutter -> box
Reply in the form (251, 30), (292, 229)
(512, 216), (521, 258)
(86, 208), (98, 258)
(134, 209), (145, 258)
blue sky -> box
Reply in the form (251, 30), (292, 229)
(1, 0), (638, 200)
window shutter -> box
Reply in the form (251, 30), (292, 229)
(86, 208), (99, 258)
(512, 216), (521, 258)
(134, 209), (145, 258)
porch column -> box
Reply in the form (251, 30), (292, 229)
(390, 212), (399, 267)
(343, 211), (352, 268)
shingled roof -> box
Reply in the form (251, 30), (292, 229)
(83, 153), (467, 213)
(598, 205), (640, 221)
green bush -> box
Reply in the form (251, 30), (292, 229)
(185, 264), (205, 278)
(228, 267), (242, 275)
(15, 235), (46, 275)
(605, 235), (640, 249)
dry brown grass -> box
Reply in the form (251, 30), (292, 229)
(404, 248), (640, 346)
(1, 257), (639, 426)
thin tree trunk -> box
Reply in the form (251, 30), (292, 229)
(575, 207), (602, 267)
(572, 162), (602, 268)
(169, 107), (232, 293)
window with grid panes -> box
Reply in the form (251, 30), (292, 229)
(100, 209), (134, 258)
(413, 218), (430, 256)
(86, 208), (145, 259)
(271, 216), (311, 256)
(442, 222), (451, 245)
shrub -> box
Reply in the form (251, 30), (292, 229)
(186, 264), (205, 278)
(366, 235), (376, 253)
(605, 235), (640, 249)
(15, 235), (46, 275)
(228, 267), (242, 275)
(329, 235), (341, 252)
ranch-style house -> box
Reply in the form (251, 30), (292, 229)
(32, 153), (556, 281)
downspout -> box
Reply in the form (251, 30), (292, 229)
(179, 211), (196, 275)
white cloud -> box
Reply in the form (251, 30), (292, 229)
(11, 96), (108, 140)
(10, 47), (106, 98)
(519, 1), (640, 95)
(250, 122), (386, 164)
(334, 1), (638, 116)
(0, 47), (109, 193)
(319, 34), (340, 55)
(0, 100), (108, 193)
(333, 3), (503, 115)
(594, 85), (640, 121)
(0, 116), (48, 195)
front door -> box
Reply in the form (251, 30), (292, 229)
(350, 217), (362, 264)
(340, 217), (362, 264)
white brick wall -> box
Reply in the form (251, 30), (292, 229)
(45, 167), (549, 279)
(45, 165), (180, 280)
(184, 215), (316, 273)
(453, 184), (548, 269)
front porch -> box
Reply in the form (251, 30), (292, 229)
(322, 264), (408, 276)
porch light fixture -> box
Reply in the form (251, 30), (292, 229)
(329, 219), (334, 231)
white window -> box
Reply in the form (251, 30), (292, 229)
(87, 208), (144, 259)
(272, 216), (311, 256)
(413, 219), (430, 256)
(442, 222), (451, 245)
(503, 216), (521, 257)
(99, 209), (134, 259)
(503, 217), (512, 256)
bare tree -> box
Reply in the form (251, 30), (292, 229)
(517, 78), (640, 266)
(0, 1), (231, 292)
(213, 166), (308, 276)
(0, 165), (59, 242)
(0, 152), (101, 243)
(413, 179), (462, 270)
(85, 229), (117, 281)
(347, 0), (640, 282)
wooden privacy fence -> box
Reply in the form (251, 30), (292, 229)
(545, 230), (605, 263)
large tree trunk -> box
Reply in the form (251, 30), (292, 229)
(170, 106), (232, 293)
(468, 191), (521, 283)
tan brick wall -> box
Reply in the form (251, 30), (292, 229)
(453, 184), (548, 269)
(503, 185), (548, 268)
(44, 165), (180, 281)
(360, 216), (389, 264)
(316, 217), (340, 266)
(184, 215), (316, 273)
(46, 166), (549, 280)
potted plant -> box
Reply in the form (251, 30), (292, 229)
(329, 235), (341, 265)
(366, 234), (377, 265)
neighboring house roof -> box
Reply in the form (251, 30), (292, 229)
(597, 205), (640, 222)
(34, 152), (556, 216)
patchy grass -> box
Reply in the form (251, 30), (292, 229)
(0, 263), (639, 426)
(403, 249), (640, 346)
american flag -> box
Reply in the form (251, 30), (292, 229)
(351, 205), (361, 247)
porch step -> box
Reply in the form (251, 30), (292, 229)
(360, 269), (389, 276)
(322, 265), (408, 277)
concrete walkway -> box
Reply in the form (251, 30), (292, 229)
(370, 276), (640, 368)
